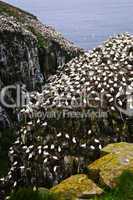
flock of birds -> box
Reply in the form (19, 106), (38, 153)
(1, 33), (133, 198)
(29, 18), (83, 56)
(0, 15), (34, 36)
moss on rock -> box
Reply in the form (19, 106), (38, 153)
(88, 142), (133, 188)
(50, 174), (103, 200)
(101, 142), (133, 156)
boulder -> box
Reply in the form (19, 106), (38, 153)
(88, 142), (133, 188)
(50, 174), (103, 200)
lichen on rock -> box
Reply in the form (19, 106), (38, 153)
(88, 142), (133, 188)
(50, 174), (103, 200)
(101, 142), (133, 156)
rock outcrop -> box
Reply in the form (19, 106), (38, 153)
(101, 142), (133, 156)
(50, 174), (103, 200)
(49, 143), (133, 199)
(88, 142), (133, 188)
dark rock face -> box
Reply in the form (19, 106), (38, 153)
(0, 15), (42, 90)
(0, 15), (43, 128)
(28, 19), (83, 78)
(0, 15), (43, 184)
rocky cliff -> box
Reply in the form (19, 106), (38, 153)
(3, 33), (132, 195)
(0, 1), (83, 127)
(0, 1), (83, 180)
(0, 15), (41, 90)
(1, 2), (133, 200)
(0, 1), (83, 79)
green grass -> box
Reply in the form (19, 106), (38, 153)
(27, 26), (48, 49)
(8, 171), (133, 200)
(10, 187), (59, 200)
(94, 171), (133, 200)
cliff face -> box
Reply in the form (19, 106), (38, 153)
(0, 1), (83, 127)
(0, 15), (42, 129)
(0, 1), (83, 179)
(0, 15), (42, 90)
(27, 18), (83, 79)
(0, 1), (83, 79)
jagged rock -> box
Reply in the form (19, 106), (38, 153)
(88, 142), (133, 188)
(28, 19), (84, 78)
(50, 174), (103, 200)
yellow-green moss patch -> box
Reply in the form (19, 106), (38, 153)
(51, 174), (103, 200)
(101, 142), (133, 156)
(88, 143), (133, 188)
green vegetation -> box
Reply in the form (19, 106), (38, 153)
(93, 171), (133, 200)
(10, 188), (59, 200)
(37, 32), (48, 49)
(0, 2), (23, 21)
(9, 171), (133, 200)
(27, 26), (48, 49)
(0, 1), (36, 22)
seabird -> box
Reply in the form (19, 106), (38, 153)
(90, 145), (95, 150)
(43, 151), (49, 156)
(51, 144), (55, 150)
(72, 137), (76, 144)
(65, 134), (70, 139)
(58, 146), (61, 152)
(94, 139), (100, 143)
(57, 132), (62, 137)
(53, 156), (58, 160)
(44, 158), (48, 163)
(81, 143), (86, 148)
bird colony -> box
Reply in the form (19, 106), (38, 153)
(29, 18), (83, 56)
(1, 33), (133, 193)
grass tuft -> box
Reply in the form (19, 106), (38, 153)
(10, 187), (59, 200)
(94, 171), (133, 200)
